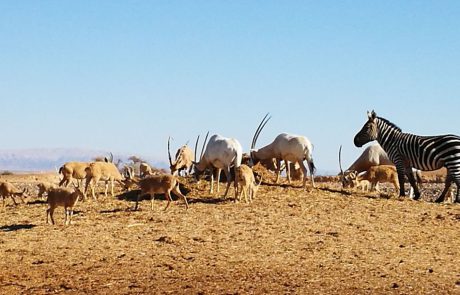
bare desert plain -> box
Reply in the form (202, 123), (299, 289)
(0, 169), (459, 294)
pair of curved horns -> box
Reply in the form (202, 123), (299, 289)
(251, 113), (271, 149)
(194, 132), (209, 163)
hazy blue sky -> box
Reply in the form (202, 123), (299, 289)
(1, 1), (459, 172)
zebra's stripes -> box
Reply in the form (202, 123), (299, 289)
(354, 111), (460, 203)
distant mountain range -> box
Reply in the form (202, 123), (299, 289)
(0, 148), (168, 172)
(0, 148), (334, 175)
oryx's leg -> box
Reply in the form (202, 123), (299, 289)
(210, 169), (214, 194)
(298, 161), (309, 189)
(223, 168), (232, 199)
(275, 159), (281, 183)
(286, 160), (292, 184)
(216, 168), (222, 193)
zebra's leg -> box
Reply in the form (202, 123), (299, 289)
(405, 168), (420, 200)
(394, 161), (407, 197)
(434, 174), (453, 203)
(396, 170), (406, 197)
(451, 175), (460, 203)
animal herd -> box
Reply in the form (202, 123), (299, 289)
(0, 111), (458, 225)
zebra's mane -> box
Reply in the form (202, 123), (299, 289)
(377, 116), (402, 132)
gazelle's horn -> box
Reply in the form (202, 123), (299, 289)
(251, 113), (271, 149)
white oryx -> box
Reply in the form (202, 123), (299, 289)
(194, 132), (243, 199)
(250, 114), (316, 189)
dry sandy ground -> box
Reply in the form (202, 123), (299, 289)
(0, 172), (459, 294)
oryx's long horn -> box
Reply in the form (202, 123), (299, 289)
(168, 136), (173, 166)
(251, 113), (271, 149)
(200, 131), (209, 161)
(339, 145), (345, 188)
(194, 135), (200, 163)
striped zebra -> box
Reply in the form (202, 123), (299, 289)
(353, 110), (460, 203)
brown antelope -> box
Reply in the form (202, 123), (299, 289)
(236, 164), (262, 203)
(0, 182), (27, 207)
(168, 137), (194, 176)
(194, 132), (243, 199)
(84, 161), (125, 200)
(250, 114), (316, 189)
(125, 168), (188, 211)
(37, 182), (57, 200)
(339, 145), (422, 197)
(139, 162), (154, 178)
(58, 162), (89, 187)
(46, 185), (84, 225)
(356, 165), (400, 194)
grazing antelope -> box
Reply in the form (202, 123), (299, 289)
(168, 137), (194, 176)
(125, 168), (188, 211)
(236, 164), (262, 203)
(46, 185), (84, 225)
(84, 161), (125, 200)
(250, 114), (316, 189)
(356, 165), (400, 194)
(242, 153), (280, 172)
(0, 182), (27, 207)
(339, 145), (422, 196)
(194, 132), (243, 199)
(139, 162), (154, 178)
(58, 162), (89, 188)
(37, 182), (57, 200)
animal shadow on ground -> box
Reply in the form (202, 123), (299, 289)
(26, 200), (47, 205)
(117, 190), (169, 202)
(261, 181), (300, 189)
(319, 187), (353, 196)
(0, 224), (36, 232)
(187, 196), (229, 205)
(100, 208), (127, 214)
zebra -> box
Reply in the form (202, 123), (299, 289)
(353, 110), (460, 203)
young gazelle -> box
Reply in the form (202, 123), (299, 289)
(236, 164), (262, 203)
(125, 168), (189, 211)
(46, 185), (84, 225)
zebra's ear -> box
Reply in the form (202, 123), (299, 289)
(367, 110), (377, 120)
